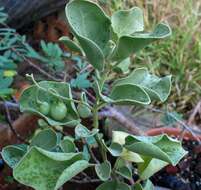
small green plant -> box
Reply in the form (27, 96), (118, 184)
(1, 1), (187, 190)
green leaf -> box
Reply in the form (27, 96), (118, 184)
(59, 36), (83, 54)
(66, 0), (111, 70)
(0, 71), (14, 96)
(125, 134), (187, 166)
(133, 180), (154, 190)
(113, 57), (131, 74)
(138, 157), (168, 180)
(112, 67), (172, 102)
(95, 161), (111, 181)
(54, 160), (89, 189)
(112, 131), (144, 163)
(83, 145), (91, 161)
(29, 41), (64, 71)
(30, 129), (57, 150)
(93, 79), (113, 103)
(112, 131), (129, 145)
(143, 180), (154, 190)
(96, 181), (131, 190)
(110, 83), (151, 105)
(70, 72), (91, 89)
(133, 183), (143, 190)
(13, 147), (88, 190)
(115, 166), (132, 180)
(111, 7), (144, 37)
(112, 23), (171, 61)
(0, 88), (14, 96)
(1, 145), (26, 168)
(107, 142), (123, 157)
(75, 124), (99, 138)
(19, 81), (79, 126)
(60, 137), (76, 153)
(0, 76), (13, 88)
(121, 149), (144, 163)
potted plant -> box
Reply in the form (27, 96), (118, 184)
(1, 0), (187, 190)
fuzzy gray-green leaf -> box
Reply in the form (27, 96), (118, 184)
(66, 0), (111, 70)
(111, 7), (144, 37)
(112, 23), (171, 61)
(30, 129), (57, 150)
(112, 67), (172, 102)
(1, 145), (26, 168)
(13, 147), (87, 190)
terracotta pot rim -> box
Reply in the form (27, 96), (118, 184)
(146, 127), (201, 141)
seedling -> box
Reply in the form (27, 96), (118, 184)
(1, 1), (187, 190)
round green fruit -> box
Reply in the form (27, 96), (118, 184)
(50, 102), (67, 121)
(78, 103), (91, 118)
(39, 102), (50, 115)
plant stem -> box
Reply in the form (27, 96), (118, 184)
(93, 104), (99, 129)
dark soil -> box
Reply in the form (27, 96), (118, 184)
(152, 140), (201, 190)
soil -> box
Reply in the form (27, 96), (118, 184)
(152, 140), (201, 190)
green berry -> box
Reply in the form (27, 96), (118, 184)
(39, 102), (50, 115)
(50, 102), (67, 121)
(78, 103), (91, 118)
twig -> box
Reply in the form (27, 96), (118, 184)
(1, 22), (61, 81)
(0, 101), (19, 109)
(85, 142), (100, 164)
(149, 107), (201, 142)
(12, 47), (61, 81)
(188, 100), (201, 125)
(3, 102), (29, 144)
(70, 178), (101, 184)
(99, 107), (143, 135)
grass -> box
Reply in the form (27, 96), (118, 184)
(101, 0), (201, 115)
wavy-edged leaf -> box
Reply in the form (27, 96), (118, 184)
(112, 23), (172, 61)
(66, 0), (111, 70)
(113, 67), (171, 102)
(19, 81), (79, 126)
(110, 83), (151, 105)
(111, 7), (144, 37)
(113, 57), (131, 74)
(138, 157), (168, 180)
(55, 160), (89, 189)
(75, 124), (99, 138)
(121, 149), (144, 163)
(133, 180), (154, 190)
(96, 181), (131, 190)
(93, 79), (113, 103)
(1, 145), (26, 168)
(107, 142), (123, 157)
(94, 68), (151, 105)
(125, 134), (187, 166)
(95, 161), (111, 181)
(116, 166), (132, 180)
(94, 73), (151, 105)
(59, 36), (83, 54)
(60, 137), (76, 153)
(30, 129), (57, 150)
(112, 131), (144, 163)
(112, 131), (129, 145)
(13, 147), (87, 190)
